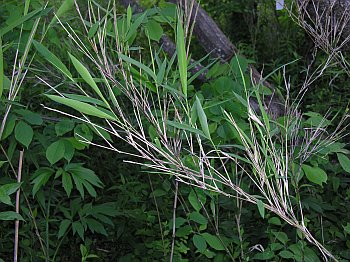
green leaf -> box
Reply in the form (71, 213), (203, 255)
(146, 20), (163, 41)
(62, 171), (73, 197)
(337, 153), (350, 173)
(58, 219), (71, 238)
(189, 211), (208, 225)
(126, 12), (147, 41)
(55, 120), (75, 136)
(31, 168), (54, 196)
(0, 211), (24, 221)
(15, 109), (43, 125)
(256, 199), (265, 219)
(46, 140), (65, 165)
(118, 53), (157, 82)
(88, 23), (99, 39)
(188, 190), (201, 211)
(65, 163), (103, 199)
(0, 161), (7, 168)
(49, 0), (74, 27)
(68, 53), (107, 103)
(202, 233), (225, 251)
(302, 164), (328, 186)
(167, 120), (206, 138)
(272, 231), (289, 245)
(193, 234), (207, 253)
(0, 8), (51, 37)
(33, 40), (72, 78)
(196, 96), (211, 139)
(46, 95), (116, 121)
(0, 189), (12, 206)
(0, 36), (3, 97)
(176, 18), (187, 97)
(72, 221), (85, 240)
(15, 121), (33, 148)
(279, 250), (294, 259)
(0, 114), (16, 141)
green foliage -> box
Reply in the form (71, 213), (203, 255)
(0, 1), (349, 261)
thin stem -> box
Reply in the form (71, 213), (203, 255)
(13, 150), (24, 262)
(170, 180), (179, 262)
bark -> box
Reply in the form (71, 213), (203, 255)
(119, 0), (284, 117)
(300, 0), (350, 51)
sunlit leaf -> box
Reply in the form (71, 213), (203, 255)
(46, 140), (65, 165)
(337, 153), (350, 173)
(302, 164), (327, 186)
(46, 95), (116, 121)
(33, 40), (72, 78)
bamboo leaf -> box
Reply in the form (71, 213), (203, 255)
(176, 18), (187, 97)
(46, 95), (116, 121)
(68, 53), (107, 103)
(119, 53), (157, 82)
(49, 0), (74, 27)
(196, 97), (211, 139)
(0, 8), (51, 36)
(33, 40), (72, 78)
(167, 120), (206, 138)
(0, 36), (3, 97)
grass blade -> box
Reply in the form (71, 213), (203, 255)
(46, 95), (116, 121)
(33, 40), (72, 78)
(68, 53), (107, 104)
(176, 17), (187, 98)
(0, 36), (3, 98)
(196, 97), (211, 139)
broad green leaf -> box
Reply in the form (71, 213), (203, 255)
(1, 183), (21, 195)
(167, 120), (206, 138)
(176, 18), (187, 97)
(189, 211), (208, 225)
(65, 163), (103, 199)
(272, 231), (289, 245)
(196, 97), (211, 139)
(46, 140), (65, 165)
(253, 251), (275, 260)
(33, 40), (72, 78)
(72, 221), (84, 240)
(118, 53), (157, 82)
(46, 95), (116, 121)
(202, 233), (225, 251)
(0, 188), (12, 205)
(0, 36), (3, 97)
(68, 53), (107, 103)
(0, 211), (24, 221)
(302, 164), (328, 186)
(256, 199), (265, 218)
(63, 140), (74, 162)
(0, 114), (16, 141)
(193, 235), (207, 253)
(15, 109), (43, 125)
(279, 250), (294, 259)
(55, 120), (75, 136)
(62, 171), (73, 197)
(86, 218), (107, 236)
(188, 190), (201, 211)
(31, 168), (54, 196)
(337, 153), (350, 173)
(58, 218), (71, 237)
(146, 20), (163, 41)
(15, 121), (33, 148)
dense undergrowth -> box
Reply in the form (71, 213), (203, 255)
(0, 0), (349, 261)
